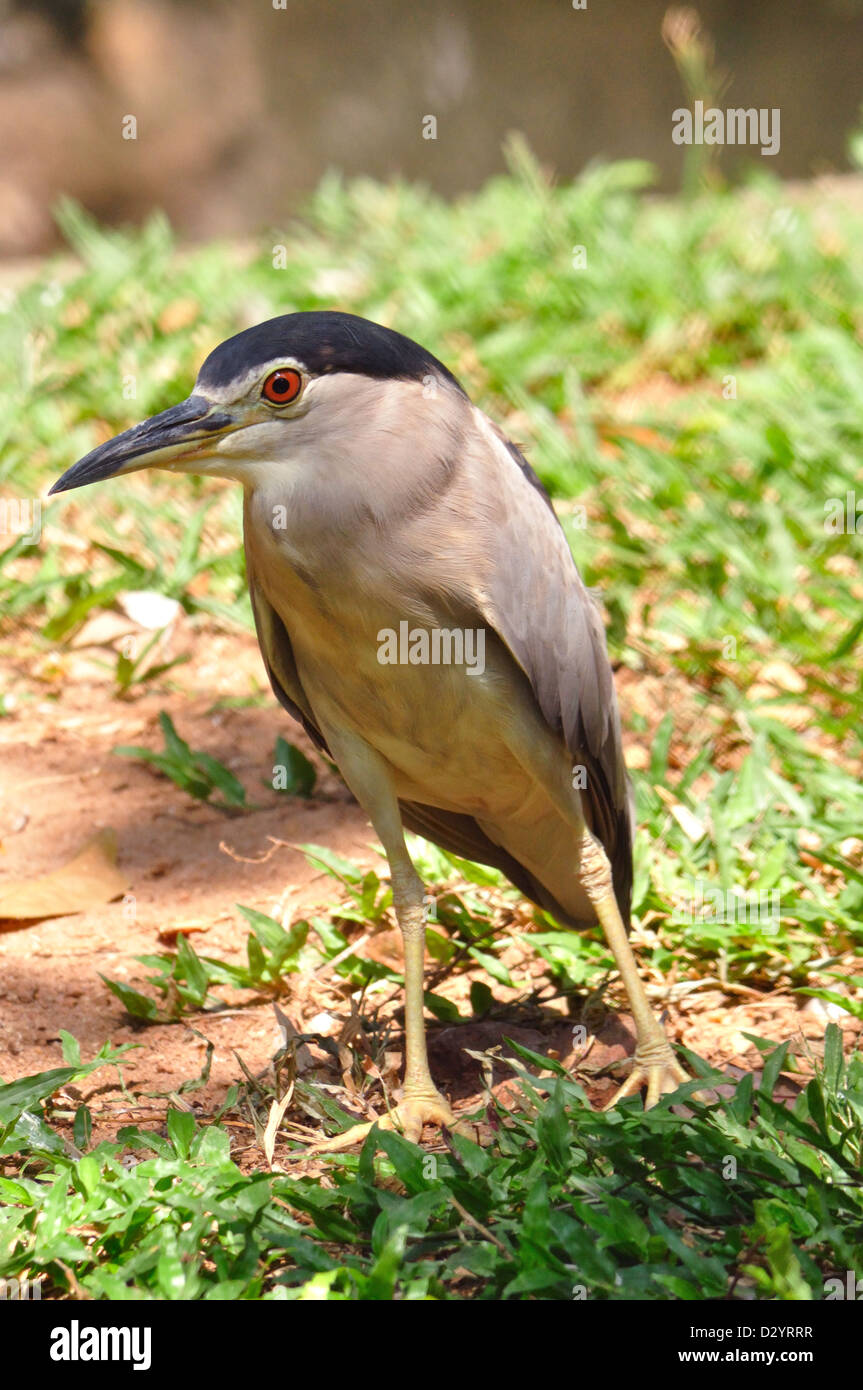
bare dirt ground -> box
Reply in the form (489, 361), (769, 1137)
(1, 610), (859, 1168)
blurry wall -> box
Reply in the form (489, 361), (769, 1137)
(1, 0), (862, 255)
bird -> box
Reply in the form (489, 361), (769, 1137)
(50, 309), (693, 1149)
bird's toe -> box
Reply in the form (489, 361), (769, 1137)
(287, 1089), (458, 1157)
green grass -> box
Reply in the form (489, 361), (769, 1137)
(1, 1025), (861, 1300)
(1, 144), (862, 1298)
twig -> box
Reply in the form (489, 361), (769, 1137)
(449, 1196), (513, 1259)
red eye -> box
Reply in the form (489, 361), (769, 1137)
(262, 368), (303, 405)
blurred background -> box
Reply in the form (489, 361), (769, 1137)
(2, 0), (863, 256)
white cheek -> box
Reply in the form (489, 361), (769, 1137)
(199, 421), (295, 486)
(215, 421), (283, 460)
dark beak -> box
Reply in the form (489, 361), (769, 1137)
(49, 394), (233, 495)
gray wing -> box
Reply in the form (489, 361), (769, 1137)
(465, 422), (634, 922)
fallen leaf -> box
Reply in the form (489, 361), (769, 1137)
(0, 829), (128, 926)
(759, 659), (806, 694)
(71, 611), (138, 649)
(272, 1008), (315, 1075)
(624, 744), (650, 770)
(116, 590), (181, 630)
(157, 920), (210, 943)
(670, 803), (707, 842)
(263, 1084), (295, 1168)
(803, 995), (852, 1024)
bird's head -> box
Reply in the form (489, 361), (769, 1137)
(49, 310), (466, 499)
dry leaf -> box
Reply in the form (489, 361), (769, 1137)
(0, 828), (128, 925)
(624, 744), (649, 770)
(272, 1003), (314, 1072)
(758, 659), (806, 694)
(670, 803), (707, 842)
(116, 590), (181, 630)
(263, 1084), (295, 1168)
(71, 611), (138, 649)
(157, 920), (210, 943)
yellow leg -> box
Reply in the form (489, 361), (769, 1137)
(579, 833), (691, 1108)
(290, 729), (455, 1155)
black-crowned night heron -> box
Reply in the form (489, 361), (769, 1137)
(50, 310), (692, 1149)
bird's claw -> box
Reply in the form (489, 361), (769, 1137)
(290, 1090), (458, 1156)
(602, 1039), (699, 1110)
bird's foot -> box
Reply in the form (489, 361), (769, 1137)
(602, 1034), (694, 1111)
(292, 1088), (458, 1156)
